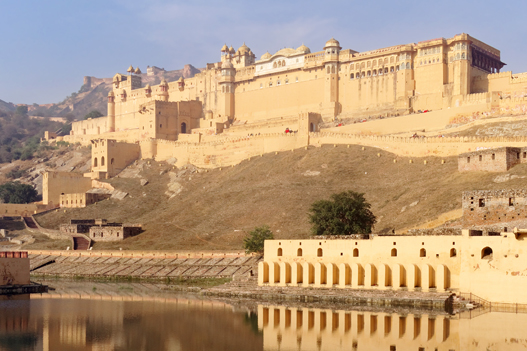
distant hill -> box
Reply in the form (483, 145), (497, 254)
(0, 99), (16, 113)
(27, 64), (202, 119)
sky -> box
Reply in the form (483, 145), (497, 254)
(0, 0), (526, 104)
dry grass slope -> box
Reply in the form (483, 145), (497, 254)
(36, 145), (527, 250)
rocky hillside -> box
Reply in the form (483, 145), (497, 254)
(27, 64), (202, 119)
(0, 99), (16, 113)
(31, 144), (527, 251)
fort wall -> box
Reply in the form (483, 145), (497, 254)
(462, 189), (527, 226)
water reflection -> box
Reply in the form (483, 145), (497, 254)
(258, 305), (527, 351)
(3, 282), (527, 351)
(0, 282), (263, 351)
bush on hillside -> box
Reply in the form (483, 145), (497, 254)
(309, 190), (376, 236)
(0, 181), (38, 204)
(244, 225), (274, 254)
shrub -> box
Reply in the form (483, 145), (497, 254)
(244, 225), (274, 254)
(309, 190), (376, 236)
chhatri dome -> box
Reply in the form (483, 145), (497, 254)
(296, 44), (311, 54)
(237, 43), (251, 55)
(260, 51), (272, 60)
(222, 59), (234, 69)
(221, 44), (229, 52)
(324, 38), (341, 50)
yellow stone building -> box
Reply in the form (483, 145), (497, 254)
(69, 32), (511, 140)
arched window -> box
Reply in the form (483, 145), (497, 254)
(353, 248), (359, 257)
(282, 60), (285, 66)
(273, 62), (277, 68)
(111, 158), (114, 165)
(297, 248), (302, 256)
(481, 247), (493, 259)
(317, 248), (323, 257)
(406, 62), (410, 69)
(450, 248), (457, 257)
(456, 53), (460, 60)
(222, 86), (225, 93)
(462, 53), (466, 59)
(391, 248), (397, 257)
(361, 72), (365, 78)
(93, 158), (98, 167)
(101, 157), (105, 166)
(373, 69), (377, 76)
(401, 63), (405, 70)
(420, 248), (426, 257)
(367, 71), (371, 77)
(331, 66), (335, 74)
(277, 248), (282, 256)
(181, 122), (187, 134)
(327, 66), (330, 74)
(384, 68), (388, 74)
(350, 73), (354, 79)
(390, 66), (394, 72)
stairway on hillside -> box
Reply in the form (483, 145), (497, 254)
(72, 236), (90, 250)
(23, 217), (38, 229)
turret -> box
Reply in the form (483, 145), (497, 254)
(107, 91), (115, 132)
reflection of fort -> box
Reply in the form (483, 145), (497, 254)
(259, 304), (527, 351)
(0, 284), (262, 351)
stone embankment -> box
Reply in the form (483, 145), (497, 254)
(29, 251), (260, 279)
(204, 277), (452, 311)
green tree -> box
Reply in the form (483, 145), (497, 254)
(83, 110), (103, 120)
(0, 181), (38, 204)
(309, 191), (376, 236)
(15, 105), (28, 116)
(244, 225), (274, 254)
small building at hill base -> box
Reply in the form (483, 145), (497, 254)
(462, 189), (527, 226)
(458, 147), (527, 172)
(60, 219), (142, 241)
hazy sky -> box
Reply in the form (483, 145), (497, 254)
(1, 0), (525, 104)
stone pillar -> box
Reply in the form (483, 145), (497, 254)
(291, 262), (302, 286)
(339, 263), (349, 288)
(391, 263), (401, 290)
(258, 261), (268, 285)
(302, 262), (313, 287)
(421, 264), (431, 292)
(279, 262), (290, 286)
(436, 264), (447, 292)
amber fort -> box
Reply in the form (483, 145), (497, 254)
(8, 32), (525, 305)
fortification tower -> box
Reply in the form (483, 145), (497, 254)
(452, 34), (472, 97)
(395, 47), (415, 111)
(107, 91), (115, 132)
(219, 59), (235, 119)
(157, 79), (169, 102)
(322, 38), (341, 120)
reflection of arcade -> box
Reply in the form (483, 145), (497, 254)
(0, 295), (40, 350)
(258, 305), (456, 351)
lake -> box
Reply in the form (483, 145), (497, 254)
(0, 281), (526, 351)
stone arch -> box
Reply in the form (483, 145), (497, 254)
(420, 248), (426, 257)
(327, 66), (330, 74)
(353, 248), (359, 257)
(365, 263), (378, 287)
(450, 248), (457, 257)
(111, 158), (114, 165)
(315, 262), (327, 286)
(406, 62), (410, 69)
(317, 248), (323, 257)
(93, 157), (98, 167)
(272, 262), (280, 284)
(259, 262), (269, 284)
(297, 248), (303, 256)
(391, 248), (397, 257)
(303, 262), (315, 286)
(101, 156), (105, 166)
(350, 73), (354, 79)
(277, 248), (282, 256)
(481, 247), (493, 259)
(181, 122), (187, 134)
(279, 262), (291, 285)
(293, 262), (303, 285)
(331, 66), (335, 74)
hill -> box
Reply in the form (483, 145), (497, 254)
(0, 99), (16, 113)
(32, 144), (527, 251)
